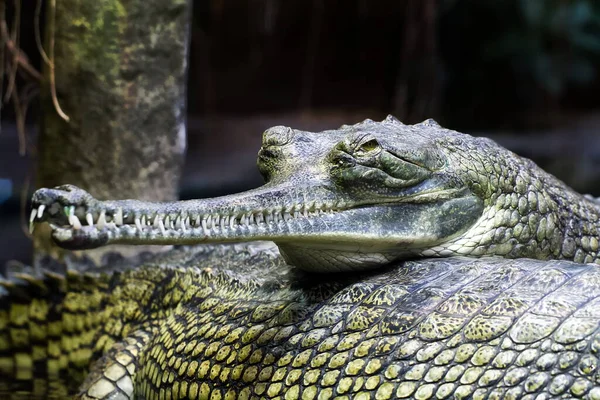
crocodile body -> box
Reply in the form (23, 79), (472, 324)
(8, 116), (600, 398)
(1, 244), (600, 399)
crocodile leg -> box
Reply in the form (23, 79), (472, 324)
(75, 329), (154, 400)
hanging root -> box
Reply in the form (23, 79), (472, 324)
(46, 0), (69, 122)
(0, 0), (69, 155)
(3, 0), (20, 104)
(0, 0), (42, 157)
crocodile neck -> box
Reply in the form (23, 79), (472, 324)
(421, 138), (600, 264)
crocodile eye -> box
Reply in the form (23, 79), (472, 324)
(355, 139), (380, 156)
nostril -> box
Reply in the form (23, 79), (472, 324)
(258, 148), (277, 160)
(262, 126), (294, 147)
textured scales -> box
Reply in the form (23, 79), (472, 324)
(1, 244), (600, 399)
(0, 259), (187, 399)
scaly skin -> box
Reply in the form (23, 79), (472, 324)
(0, 253), (190, 399)
(0, 244), (599, 399)
(30, 116), (600, 272)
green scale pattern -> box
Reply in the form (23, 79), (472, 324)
(2, 245), (597, 399)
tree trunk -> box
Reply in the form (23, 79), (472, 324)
(35, 0), (192, 265)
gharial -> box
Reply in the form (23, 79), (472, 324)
(1, 116), (599, 399)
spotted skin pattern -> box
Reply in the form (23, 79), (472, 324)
(1, 244), (599, 399)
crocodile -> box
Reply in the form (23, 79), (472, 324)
(28, 117), (600, 271)
(2, 116), (599, 399)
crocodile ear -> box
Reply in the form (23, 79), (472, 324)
(384, 115), (404, 125)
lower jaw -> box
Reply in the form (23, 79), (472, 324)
(277, 243), (405, 272)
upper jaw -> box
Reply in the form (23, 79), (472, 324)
(29, 183), (357, 250)
(30, 185), (144, 240)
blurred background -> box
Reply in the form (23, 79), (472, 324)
(1, 0), (600, 266)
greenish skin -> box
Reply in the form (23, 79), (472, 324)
(7, 116), (600, 398)
(1, 245), (600, 399)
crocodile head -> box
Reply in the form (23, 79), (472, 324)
(31, 116), (593, 271)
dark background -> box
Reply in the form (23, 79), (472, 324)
(2, 0), (600, 266)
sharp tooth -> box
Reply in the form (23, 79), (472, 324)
(165, 216), (170, 230)
(158, 219), (166, 235)
(177, 216), (187, 232)
(86, 213), (94, 227)
(29, 209), (37, 233)
(141, 215), (147, 226)
(114, 208), (123, 225)
(97, 210), (106, 229)
(37, 204), (46, 219)
(201, 217), (208, 233)
(240, 214), (247, 226)
(194, 215), (201, 227)
(153, 214), (161, 228)
(71, 215), (82, 230)
(184, 217), (190, 229)
(213, 215), (220, 227)
(135, 217), (143, 231)
(206, 215), (212, 229)
(221, 215), (227, 230)
(68, 207), (76, 226)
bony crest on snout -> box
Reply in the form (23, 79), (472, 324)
(261, 126), (295, 148)
(257, 127), (296, 181)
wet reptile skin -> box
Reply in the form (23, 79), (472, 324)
(1, 244), (599, 399)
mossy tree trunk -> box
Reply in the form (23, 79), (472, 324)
(35, 0), (192, 264)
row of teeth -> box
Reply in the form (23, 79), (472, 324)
(29, 205), (125, 233)
(30, 203), (341, 235)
